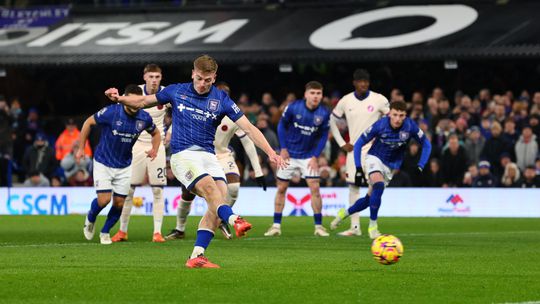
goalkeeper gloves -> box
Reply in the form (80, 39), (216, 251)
(354, 167), (366, 187)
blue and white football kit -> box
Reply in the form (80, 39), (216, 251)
(93, 104), (155, 196)
(155, 83), (244, 190)
(276, 100), (330, 180)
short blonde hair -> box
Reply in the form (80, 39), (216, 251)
(143, 63), (161, 74)
(193, 55), (218, 73)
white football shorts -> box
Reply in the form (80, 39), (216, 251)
(93, 160), (132, 196)
(276, 157), (319, 180)
(364, 154), (393, 186)
(130, 140), (167, 186)
(170, 150), (226, 190)
(216, 152), (240, 176)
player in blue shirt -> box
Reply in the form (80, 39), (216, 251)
(79, 85), (160, 245)
(331, 101), (431, 239)
(105, 55), (286, 268)
(264, 81), (331, 237)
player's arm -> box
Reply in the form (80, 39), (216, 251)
(76, 115), (97, 162)
(235, 115), (287, 169)
(412, 126), (432, 171)
(353, 124), (378, 169)
(104, 88), (159, 109)
(276, 106), (292, 160)
(146, 126), (161, 161)
(238, 134), (266, 190)
(313, 116), (330, 158)
(330, 100), (351, 151)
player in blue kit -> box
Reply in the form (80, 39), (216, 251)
(105, 55), (286, 268)
(331, 101), (431, 239)
(264, 81), (331, 237)
(79, 85), (160, 245)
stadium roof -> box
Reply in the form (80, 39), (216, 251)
(1, 2), (540, 66)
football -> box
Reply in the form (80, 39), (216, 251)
(371, 234), (404, 265)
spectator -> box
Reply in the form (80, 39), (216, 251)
(502, 118), (519, 154)
(67, 168), (92, 186)
(260, 92), (276, 114)
(0, 98), (13, 186)
(55, 118), (92, 161)
(519, 165), (540, 188)
(50, 175), (64, 187)
(440, 134), (468, 187)
(528, 114), (540, 141)
(9, 97), (24, 131)
(463, 126), (485, 165)
(60, 140), (91, 179)
(515, 125), (538, 171)
(472, 160), (497, 187)
(501, 162), (521, 188)
(481, 121), (511, 178)
(23, 170), (50, 187)
(424, 158), (443, 187)
(256, 113), (279, 152)
(462, 164), (479, 187)
(388, 170), (412, 187)
(430, 97), (452, 132)
(402, 141), (423, 186)
(530, 91), (540, 116)
(22, 132), (57, 179)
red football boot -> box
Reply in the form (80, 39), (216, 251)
(233, 217), (252, 238)
(185, 255), (220, 268)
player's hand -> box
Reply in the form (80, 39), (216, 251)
(354, 167), (366, 187)
(75, 147), (84, 165)
(341, 143), (354, 152)
(279, 149), (290, 161)
(104, 88), (120, 102)
(269, 152), (288, 170)
(255, 176), (267, 191)
(145, 148), (157, 161)
(307, 156), (319, 173)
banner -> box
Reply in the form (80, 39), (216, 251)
(1, 3), (540, 64)
(1, 187), (539, 218)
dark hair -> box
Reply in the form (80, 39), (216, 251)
(305, 81), (323, 91)
(124, 84), (143, 96)
(353, 69), (370, 81)
(390, 101), (407, 112)
(143, 64), (161, 74)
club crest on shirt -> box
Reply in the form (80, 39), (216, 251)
(185, 170), (194, 181)
(116, 121), (123, 126)
(207, 99), (220, 112)
(180, 94), (188, 100)
(399, 131), (409, 140)
(136, 120), (146, 132)
(313, 115), (323, 126)
(367, 105), (374, 112)
(296, 114), (302, 119)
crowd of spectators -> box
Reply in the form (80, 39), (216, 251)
(1, 86), (540, 188)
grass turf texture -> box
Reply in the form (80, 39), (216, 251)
(1, 216), (539, 304)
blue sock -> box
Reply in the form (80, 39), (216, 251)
(369, 182), (385, 221)
(217, 205), (235, 223)
(273, 212), (282, 224)
(194, 229), (214, 249)
(348, 194), (371, 214)
(313, 213), (322, 225)
(101, 205), (122, 233)
(87, 198), (104, 223)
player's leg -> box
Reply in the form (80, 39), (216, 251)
(100, 194), (126, 245)
(114, 141), (147, 242)
(166, 185), (195, 240)
(218, 173), (240, 239)
(185, 211), (220, 268)
(84, 160), (113, 240)
(306, 178), (328, 236)
(367, 172), (385, 239)
(148, 144), (167, 242)
(331, 186), (371, 230)
(264, 178), (288, 236)
(337, 152), (362, 236)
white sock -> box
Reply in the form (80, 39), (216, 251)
(190, 246), (205, 259)
(119, 187), (136, 232)
(227, 214), (239, 226)
(226, 182), (240, 207)
(369, 220), (378, 228)
(315, 224), (323, 229)
(348, 185), (361, 230)
(176, 199), (192, 231)
(152, 187), (164, 234)
(272, 223), (281, 229)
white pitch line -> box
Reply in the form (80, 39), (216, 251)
(494, 301), (540, 304)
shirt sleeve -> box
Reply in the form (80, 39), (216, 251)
(93, 106), (113, 125)
(411, 121), (432, 170)
(155, 84), (176, 105)
(145, 119), (157, 134)
(379, 95), (390, 115)
(223, 94), (244, 122)
(332, 98), (345, 118)
(353, 121), (379, 168)
(234, 127), (246, 138)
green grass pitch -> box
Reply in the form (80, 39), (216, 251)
(1, 215), (539, 304)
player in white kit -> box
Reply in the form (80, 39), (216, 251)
(111, 64), (169, 243)
(329, 69), (389, 236)
(165, 82), (267, 240)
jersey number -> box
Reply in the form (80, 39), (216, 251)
(157, 168), (165, 179)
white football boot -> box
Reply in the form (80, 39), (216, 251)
(368, 225), (381, 240)
(337, 228), (362, 237)
(314, 226), (330, 237)
(83, 216), (95, 240)
(264, 225), (282, 237)
(100, 233), (113, 245)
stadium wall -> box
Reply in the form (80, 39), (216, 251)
(1, 187), (539, 218)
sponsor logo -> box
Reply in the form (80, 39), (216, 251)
(7, 193), (68, 215)
(286, 193), (310, 216)
(115, 120), (123, 126)
(438, 193), (471, 215)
